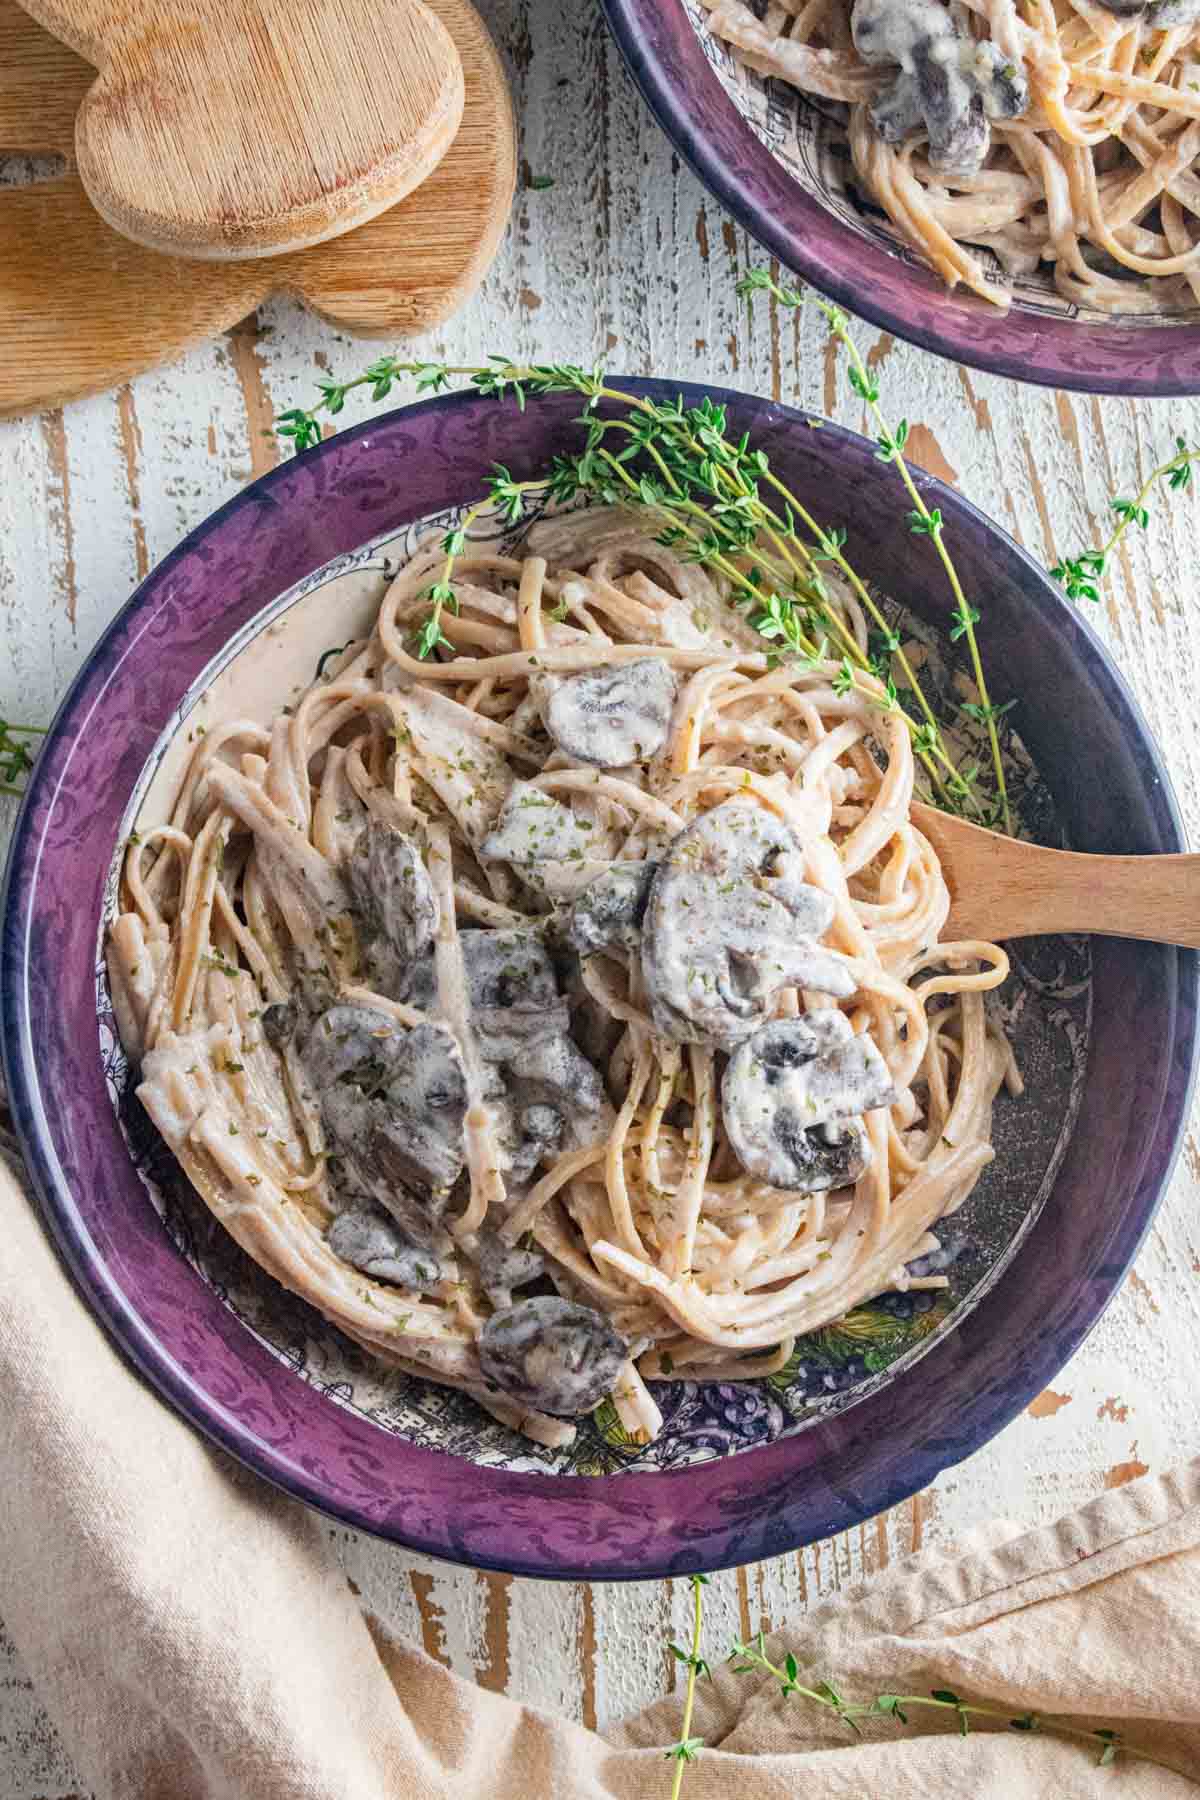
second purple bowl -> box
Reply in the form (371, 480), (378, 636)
(601, 0), (1200, 396)
(2, 381), (1195, 1576)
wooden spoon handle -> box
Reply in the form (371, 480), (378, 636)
(910, 801), (1200, 947)
(952, 838), (1200, 947)
(1008, 849), (1200, 946)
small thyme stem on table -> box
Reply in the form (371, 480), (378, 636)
(726, 1635), (1192, 1776)
(0, 721), (46, 798)
(1051, 435), (1199, 603)
(736, 268), (1011, 833)
(666, 1574), (710, 1795)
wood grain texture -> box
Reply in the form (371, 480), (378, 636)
(17, 0), (464, 258)
(1, 0), (1199, 1787)
(913, 803), (1200, 945)
(0, 0), (515, 413)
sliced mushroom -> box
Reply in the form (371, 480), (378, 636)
(869, 69), (923, 146)
(641, 799), (855, 1049)
(510, 1100), (566, 1179)
(969, 41), (1029, 121)
(404, 930), (569, 1061)
(331, 1135), (457, 1250)
(509, 1033), (614, 1149)
(312, 1011), (468, 1193)
(472, 1226), (546, 1308)
(855, 0), (1028, 180)
(478, 1296), (627, 1416)
(303, 1002), (408, 1092)
(484, 1089), (567, 1184)
(480, 783), (596, 866)
(328, 1207), (449, 1292)
(564, 860), (658, 956)
(346, 822), (437, 997)
(913, 49), (987, 180)
(540, 658), (677, 767)
(478, 782), (610, 898)
(722, 1012), (897, 1192)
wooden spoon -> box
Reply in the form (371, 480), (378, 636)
(15, 0), (464, 259)
(911, 803), (1200, 947)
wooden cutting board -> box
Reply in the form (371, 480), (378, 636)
(0, 0), (514, 416)
(16, 0), (464, 259)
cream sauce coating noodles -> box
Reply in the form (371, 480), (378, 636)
(702, 0), (1200, 311)
(106, 507), (1017, 1450)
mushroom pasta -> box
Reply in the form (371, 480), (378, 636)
(702, 0), (1200, 310)
(107, 508), (1016, 1450)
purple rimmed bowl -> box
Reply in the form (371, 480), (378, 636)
(601, 0), (1200, 397)
(2, 381), (1195, 1578)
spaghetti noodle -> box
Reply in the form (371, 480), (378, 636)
(107, 507), (1016, 1449)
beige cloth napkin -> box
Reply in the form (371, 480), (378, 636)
(0, 1144), (1197, 1799)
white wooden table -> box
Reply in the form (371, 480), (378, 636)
(3, 0), (1200, 1789)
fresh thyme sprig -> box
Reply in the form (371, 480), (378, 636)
(735, 267), (1011, 833)
(1051, 435), (1199, 602)
(276, 356), (606, 449)
(654, 1589), (1182, 1791)
(277, 358), (1009, 824)
(725, 1632), (1189, 1778)
(665, 1574), (711, 1796)
(0, 720), (45, 798)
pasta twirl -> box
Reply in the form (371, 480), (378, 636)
(107, 508), (1014, 1449)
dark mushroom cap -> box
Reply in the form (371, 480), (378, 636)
(261, 999), (299, 1049)
(478, 1296), (627, 1416)
(328, 1207), (448, 1292)
(722, 1011), (897, 1192)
